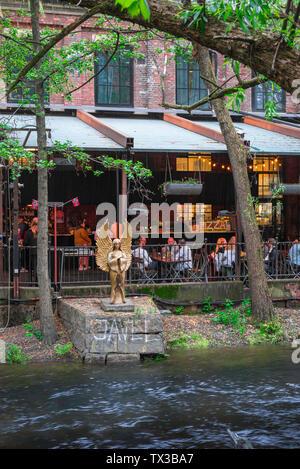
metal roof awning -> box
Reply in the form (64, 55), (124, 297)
(1, 111), (299, 156)
(1, 114), (125, 152)
(194, 120), (300, 155)
(95, 116), (228, 153)
(85, 113), (300, 155)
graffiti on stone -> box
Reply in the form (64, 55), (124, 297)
(93, 318), (157, 343)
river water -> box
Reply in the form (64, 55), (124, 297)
(0, 344), (299, 449)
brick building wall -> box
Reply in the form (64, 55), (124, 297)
(4, 1), (300, 114)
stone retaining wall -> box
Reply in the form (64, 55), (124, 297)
(0, 279), (300, 328)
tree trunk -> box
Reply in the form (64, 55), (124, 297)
(30, 0), (57, 344)
(194, 45), (274, 322)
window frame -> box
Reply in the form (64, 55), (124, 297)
(8, 81), (50, 105)
(94, 50), (134, 107)
(252, 80), (286, 112)
(175, 52), (216, 109)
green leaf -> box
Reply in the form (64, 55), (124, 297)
(139, 0), (150, 21)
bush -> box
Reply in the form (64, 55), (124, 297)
(54, 343), (73, 355)
(202, 296), (212, 314)
(257, 318), (284, 343)
(22, 318), (43, 341)
(212, 298), (252, 337)
(6, 343), (27, 364)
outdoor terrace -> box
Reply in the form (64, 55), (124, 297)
(1, 240), (300, 289)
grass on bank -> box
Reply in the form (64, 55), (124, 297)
(166, 297), (287, 349)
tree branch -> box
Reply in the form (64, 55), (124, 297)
(61, 0), (300, 94)
(163, 75), (268, 112)
(0, 33), (32, 51)
(5, 3), (105, 97)
(65, 32), (120, 96)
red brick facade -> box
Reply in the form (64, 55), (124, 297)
(5, 2), (300, 113)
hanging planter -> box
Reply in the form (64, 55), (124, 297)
(159, 179), (203, 196)
(164, 182), (203, 196)
(271, 184), (300, 196)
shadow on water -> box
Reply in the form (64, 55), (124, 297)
(0, 344), (299, 449)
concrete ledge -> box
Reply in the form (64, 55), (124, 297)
(268, 279), (300, 299)
(126, 281), (244, 303)
(0, 304), (39, 328)
(106, 353), (140, 363)
(61, 282), (244, 303)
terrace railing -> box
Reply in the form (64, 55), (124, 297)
(0, 241), (299, 288)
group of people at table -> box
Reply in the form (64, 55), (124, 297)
(131, 236), (239, 279)
(131, 235), (300, 280)
(131, 237), (192, 277)
(18, 215), (300, 280)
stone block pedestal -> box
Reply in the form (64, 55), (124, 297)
(57, 296), (166, 364)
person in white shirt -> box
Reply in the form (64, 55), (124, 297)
(221, 236), (236, 278)
(132, 239), (157, 271)
(210, 238), (227, 275)
(289, 239), (300, 268)
(174, 239), (192, 272)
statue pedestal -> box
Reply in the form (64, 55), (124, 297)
(100, 298), (135, 312)
(57, 296), (166, 364)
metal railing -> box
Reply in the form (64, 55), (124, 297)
(0, 240), (299, 288)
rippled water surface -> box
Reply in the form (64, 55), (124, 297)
(0, 344), (299, 449)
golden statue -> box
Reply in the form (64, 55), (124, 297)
(96, 220), (132, 304)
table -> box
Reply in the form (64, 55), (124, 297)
(151, 253), (187, 282)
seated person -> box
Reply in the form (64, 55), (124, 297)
(162, 237), (178, 257)
(263, 238), (278, 275)
(132, 239), (157, 271)
(289, 240), (300, 272)
(209, 238), (227, 275)
(220, 236), (236, 278)
(174, 239), (192, 273)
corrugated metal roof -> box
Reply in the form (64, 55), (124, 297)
(98, 117), (228, 153)
(196, 121), (300, 155)
(1, 114), (125, 151)
(2, 113), (299, 155)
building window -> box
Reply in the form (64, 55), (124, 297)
(8, 84), (49, 104)
(258, 173), (279, 198)
(252, 157), (282, 198)
(252, 81), (285, 112)
(175, 203), (211, 223)
(7, 56), (50, 104)
(176, 154), (212, 171)
(95, 51), (133, 106)
(176, 55), (210, 109)
(253, 156), (280, 172)
(256, 202), (282, 227)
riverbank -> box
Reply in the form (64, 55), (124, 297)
(0, 314), (81, 363)
(163, 307), (300, 349)
(0, 305), (299, 363)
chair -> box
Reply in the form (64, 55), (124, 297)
(167, 260), (185, 283)
(130, 256), (158, 284)
(188, 252), (208, 282)
(288, 260), (300, 279)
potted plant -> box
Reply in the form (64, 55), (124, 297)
(159, 178), (203, 196)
